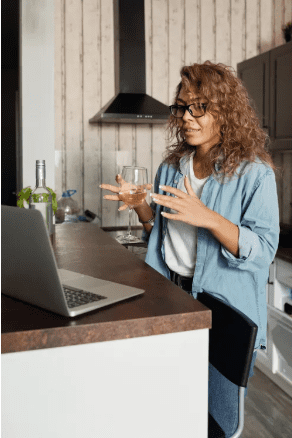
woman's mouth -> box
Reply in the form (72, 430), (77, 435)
(185, 129), (201, 133)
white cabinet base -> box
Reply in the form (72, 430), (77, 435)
(256, 303), (292, 399)
(2, 329), (209, 438)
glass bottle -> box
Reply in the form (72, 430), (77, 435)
(29, 160), (54, 244)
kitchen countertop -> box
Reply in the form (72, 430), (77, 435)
(3, 222), (291, 355)
(1, 224), (211, 354)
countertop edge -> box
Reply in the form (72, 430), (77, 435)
(1, 310), (212, 354)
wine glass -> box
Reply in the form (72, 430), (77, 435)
(116, 166), (148, 244)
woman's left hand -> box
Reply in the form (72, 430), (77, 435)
(151, 176), (214, 229)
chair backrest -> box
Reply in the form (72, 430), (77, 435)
(197, 292), (258, 388)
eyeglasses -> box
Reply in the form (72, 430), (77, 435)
(169, 102), (207, 118)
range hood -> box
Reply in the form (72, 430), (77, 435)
(89, 0), (170, 124)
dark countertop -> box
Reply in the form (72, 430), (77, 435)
(3, 222), (291, 355)
(1, 224), (211, 354)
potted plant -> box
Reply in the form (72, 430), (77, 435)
(282, 21), (292, 42)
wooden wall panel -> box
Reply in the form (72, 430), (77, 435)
(135, 125), (153, 225)
(275, 0), (284, 47)
(142, 1), (155, 225)
(260, 0), (274, 53)
(285, 0), (292, 23)
(101, 125), (117, 227)
(185, 0), (198, 65)
(150, 0), (169, 217)
(168, 0), (185, 103)
(65, 0), (83, 211)
(152, 125), (167, 183)
(116, 125), (134, 226)
(100, 0), (115, 107)
(145, 0), (153, 96)
(100, 0), (116, 226)
(200, 0), (215, 63)
(118, 125), (135, 171)
(216, 0), (231, 65)
(83, 0), (101, 218)
(54, 0), (292, 227)
(152, 0), (168, 104)
(246, 0), (259, 59)
(231, 0), (246, 73)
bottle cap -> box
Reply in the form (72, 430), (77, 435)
(62, 190), (77, 198)
(36, 160), (45, 166)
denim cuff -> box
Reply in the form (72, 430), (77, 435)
(221, 225), (253, 267)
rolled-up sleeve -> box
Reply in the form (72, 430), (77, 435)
(221, 170), (280, 271)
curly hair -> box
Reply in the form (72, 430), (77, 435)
(164, 61), (278, 179)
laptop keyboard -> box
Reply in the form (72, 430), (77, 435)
(63, 286), (107, 309)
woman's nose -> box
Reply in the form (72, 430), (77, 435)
(182, 107), (193, 121)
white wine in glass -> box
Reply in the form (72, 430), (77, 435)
(116, 166), (148, 244)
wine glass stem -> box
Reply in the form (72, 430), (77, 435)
(127, 208), (133, 237)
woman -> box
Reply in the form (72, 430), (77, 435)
(101, 61), (279, 436)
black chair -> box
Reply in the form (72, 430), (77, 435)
(197, 292), (258, 438)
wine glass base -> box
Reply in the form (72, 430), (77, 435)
(115, 234), (143, 244)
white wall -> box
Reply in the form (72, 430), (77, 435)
(20, 0), (55, 191)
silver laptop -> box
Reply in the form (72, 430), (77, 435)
(1, 205), (144, 317)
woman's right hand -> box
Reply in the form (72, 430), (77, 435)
(100, 174), (152, 211)
(100, 174), (128, 211)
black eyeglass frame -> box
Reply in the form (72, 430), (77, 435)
(168, 103), (207, 119)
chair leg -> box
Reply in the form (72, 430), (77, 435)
(230, 387), (245, 438)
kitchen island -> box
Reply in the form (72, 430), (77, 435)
(2, 223), (211, 438)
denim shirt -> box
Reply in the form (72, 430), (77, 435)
(142, 152), (280, 349)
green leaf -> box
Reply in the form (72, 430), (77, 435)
(17, 187), (58, 215)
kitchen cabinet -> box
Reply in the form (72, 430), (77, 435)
(238, 41), (292, 150)
(237, 52), (270, 132)
(270, 42), (292, 143)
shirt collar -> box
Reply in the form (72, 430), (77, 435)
(178, 147), (223, 175)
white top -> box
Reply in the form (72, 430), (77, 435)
(164, 153), (209, 277)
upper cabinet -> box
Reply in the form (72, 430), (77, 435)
(270, 43), (292, 142)
(237, 52), (270, 132)
(238, 41), (292, 151)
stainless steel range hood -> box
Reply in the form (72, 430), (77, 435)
(89, 0), (170, 124)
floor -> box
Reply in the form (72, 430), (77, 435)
(241, 366), (292, 438)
